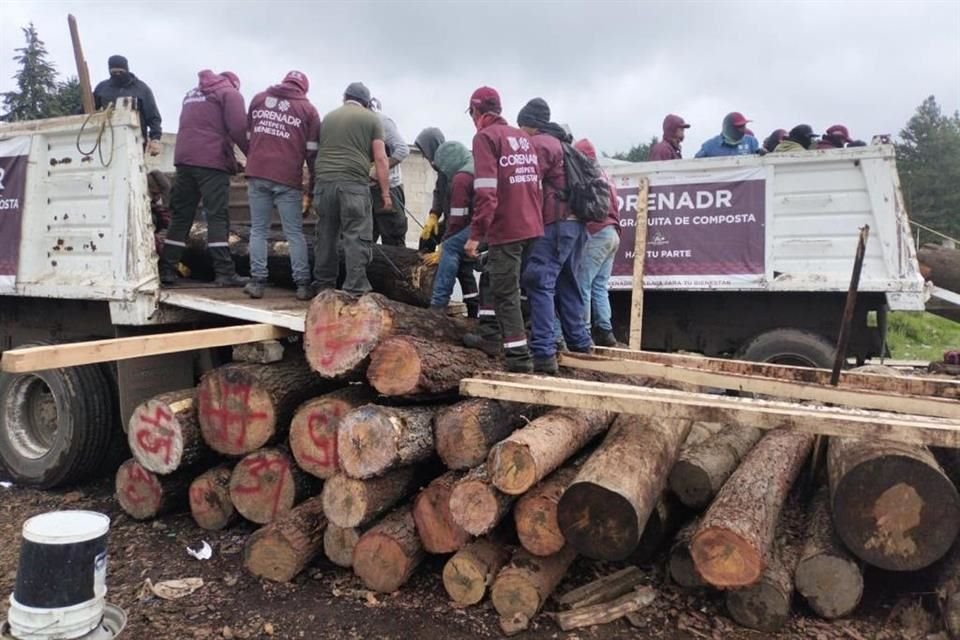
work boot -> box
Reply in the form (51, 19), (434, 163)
(215, 273), (250, 287)
(159, 264), (179, 285)
(463, 333), (500, 357)
(533, 355), (559, 375)
(295, 283), (316, 301)
(244, 280), (266, 299)
(593, 328), (619, 348)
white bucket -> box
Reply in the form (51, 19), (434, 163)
(7, 511), (110, 640)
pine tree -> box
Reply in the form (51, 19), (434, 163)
(53, 77), (82, 117)
(1, 23), (61, 121)
(613, 136), (660, 162)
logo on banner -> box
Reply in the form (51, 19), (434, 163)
(649, 230), (669, 246)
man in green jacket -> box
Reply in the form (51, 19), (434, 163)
(774, 125), (819, 152)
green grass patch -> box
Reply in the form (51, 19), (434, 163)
(887, 312), (960, 360)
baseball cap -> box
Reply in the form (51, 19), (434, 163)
(826, 124), (852, 142)
(283, 70), (309, 93)
(467, 86), (502, 113)
(728, 112), (750, 127)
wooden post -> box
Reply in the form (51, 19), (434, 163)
(628, 177), (649, 350)
(67, 15), (94, 114)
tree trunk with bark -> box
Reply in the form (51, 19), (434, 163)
(668, 425), (763, 510)
(435, 400), (545, 470)
(558, 415), (693, 561)
(919, 244), (960, 292)
(128, 389), (210, 474)
(336, 404), (439, 479)
(189, 465), (238, 531)
(367, 336), (494, 397)
(490, 546), (577, 633)
(365, 244), (438, 307)
(449, 463), (516, 536)
(243, 495), (327, 583)
(115, 459), (192, 520)
(352, 504), (425, 593)
(631, 493), (688, 564)
(412, 471), (471, 554)
(514, 465), (579, 557)
(321, 466), (425, 528)
(938, 543), (960, 640)
(289, 386), (377, 479)
(228, 447), (320, 524)
(725, 536), (801, 633)
(442, 538), (510, 606)
(669, 519), (705, 588)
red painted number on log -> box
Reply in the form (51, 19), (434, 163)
(311, 322), (366, 368)
(233, 455), (288, 520)
(135, 406), (174, 465)
(123, 464), (160, 506)
(189, 483), (210, 516)
(199, 382), (267, 450)
(300, 406), (343, 469)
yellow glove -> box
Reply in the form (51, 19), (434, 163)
(420, 213), (440, 240)
(422, 245), (442, 267)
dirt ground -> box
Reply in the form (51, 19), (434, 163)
(0, 478), (942, 640)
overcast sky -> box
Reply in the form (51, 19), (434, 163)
(2, 0), (959, 156)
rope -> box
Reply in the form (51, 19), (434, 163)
(910, 220), (960, 245)
(76, 102), (115, 167)
(373, 245), (407, 280)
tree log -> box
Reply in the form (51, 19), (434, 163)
(827, 436), (960, 571)
(488, 408), (613, 496)
(514, 465), (579, 557)
(322, 466), (424, 528)
(449, 463), (516, 536)
(725, 536), (801, 632)
(794, 488), (863, 619)
(229, 447), (319, 524)
(435, 399), (545, 470)
(442, 538), (510, 606)
(365, 244), (437, 307)
(115, 459), (191, 520)
(919, 244), (960, 292)
(243, 495), (327, 582)
(668, 425), (763, 510)
(490, 546), (577, 629)
(197, 359), (334, 456)
(189, 465), (238, 531)
(128, 389), (210, 474)
(352, 504), (424, 593)
(631, 493), (688, 564)
(323, 524), (363, 569)
(690, 429), (814, 588)
(290, 387), (377, 479)
(337, 404), (438, 479)
(558, 414), (693, 561)
(367, 335), (494, 396)
(304, 291), (466, 378)
(669, 519), (705, 588)
(553, 587), (656, 632)
(938, 543), (960, 640)
(413, 471), (471, 554)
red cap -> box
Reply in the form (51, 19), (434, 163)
(729, 112), (750, 127)
(826, 124), (851, 142)
(220, 71), (240, 90)
(283, 70), (309, 93)
(574, 138), (597, 160)
(468, 86), (501, 113)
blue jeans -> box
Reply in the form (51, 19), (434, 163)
(430, 226), (470, 308)
(521, 220), (592, 358)
(577, 226), (620, 332)
(247, 177), (311, 285)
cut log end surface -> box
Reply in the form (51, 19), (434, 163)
(413, 472), (470, 554)
(243, 496), (327, 583)
(189, 466), (236, 531)
(324, 525), (361, 568)
(290, 394), (358, 480)
(197, 368), (275, 456)
(352, 507), (423, 593)
(449, 467), (512, 537)
(489, 441), (538, 496)
(229, 449), (298, 524)
(726, 578), (791, 633)
(128, 391), (199, 474)
(557, 483), (640, 562)
(442, 539), (509, 607)
(367, 338), (422, 396)
(116, 460), (165, 520)
(304, 290), (386, 378)
(690, 527), (763, 588)
(794, 555), (863, 618)
(337, 405), (399, 479)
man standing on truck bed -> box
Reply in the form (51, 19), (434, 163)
(369, 98), (410, 247)
(243, 70), (321, 301)
(93, 55), (162, 156)
(648, 114), (690, 161)
(159, 70), (249, 287)
(695, 112), (760, 157)
(312, 82), (392, 296)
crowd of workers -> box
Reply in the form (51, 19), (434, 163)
(91, 56), (867, 375)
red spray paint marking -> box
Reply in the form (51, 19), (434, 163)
(299, 404), (344, 470)
(135, 406), (175, 465)
(189, 483), (211, 517)
(233, 455), (289, 520)
(123, 463), (161, 507)
(310, 316), (377, 369)
(199, 381), (268, 451)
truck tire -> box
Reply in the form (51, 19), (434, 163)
(736, 328), (836, 369)
(0, 345), (117, 488)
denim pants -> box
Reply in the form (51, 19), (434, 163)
(521, 220), (592, 359)
(247, 177), (311, 285)
(430, 226), (471, 308)
(576, 225), (620, 332)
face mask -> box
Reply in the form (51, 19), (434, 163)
(110, 71), (131, 86)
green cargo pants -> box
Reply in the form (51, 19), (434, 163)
(313, 181), (373, 295)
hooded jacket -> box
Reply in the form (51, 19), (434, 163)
(174, 70), (248, 173)
(649, 115), (687, 161)
(245, 79), (322, 191)
(434, 141), (475, 239)
(470, 114), (543, 246)
(93, 72), (162, 142)
(417, 128), (448, 216)
(574, 139), (621, 235)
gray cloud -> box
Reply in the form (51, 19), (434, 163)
(2, 0), (958, 158)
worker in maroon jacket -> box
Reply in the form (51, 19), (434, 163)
(517, 97), (592, 374)
(649, 114), (691, 161)
(462, 87), (543, 373)
(242, 71), (321, 301)
(817, 124), (854, 149)
(160, 70), (249, 286)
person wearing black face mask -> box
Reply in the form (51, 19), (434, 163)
(93, 55), (163, 156)
(774, 125), (820, 152)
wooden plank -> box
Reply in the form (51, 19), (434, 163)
(593, 347), (960, 400)
(1, 324), (291, 373)
(460, 374), (960, 449)
(629, 178), (650, 351)
(558, 353), (960, 420)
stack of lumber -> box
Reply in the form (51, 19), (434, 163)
(113, 286), (960, 638)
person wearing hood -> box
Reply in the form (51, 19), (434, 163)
(762, 129), (788, 154)
(312, 82), (390, 296)
(426, 141), (481, 317)
(516, 97), (593, 374)
(415, 127), (447, 251)
(159, 70), (249, 286)
(369, 98), (410, 247)
(649, 114), (690, 161)
(695, 112), (761, 158)
(242, 71), (322, 301)
(774, 125), (819, 152)
(817, 124), (853, 149)
(461, 87), (543, 373)
(93, 55), (162, 155)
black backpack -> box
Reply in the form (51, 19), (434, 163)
(560, 142), (611, 223)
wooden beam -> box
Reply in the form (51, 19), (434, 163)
(558, 353), (960, 420)
(1, 324), (291, 373)
(629, 178), (650, 351)
(593, 347), (960, 400)
(460, 374), (960, 449)
(67, 15), (94, 114)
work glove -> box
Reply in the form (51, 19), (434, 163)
(420, 213), (440, 241)
(147, 139), (162, 157)
(422, 245), (442, 267)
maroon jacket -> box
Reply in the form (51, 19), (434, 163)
(246, 82), (321, 191)
(530, 132), (571, 226)
(445, 171), (474, 239)
(174, 70), (248, 173)
(649, 139), (682, 161)
(469, 114), (543, 246)
(574, 139), (621, 235)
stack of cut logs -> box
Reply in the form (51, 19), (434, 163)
(115, 276), (960, 637)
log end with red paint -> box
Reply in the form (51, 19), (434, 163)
(197, 365), (275, 456)
(115, 459), (164, 520)
(304, 290), (387, 378)
(229, 448), (298, 524)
